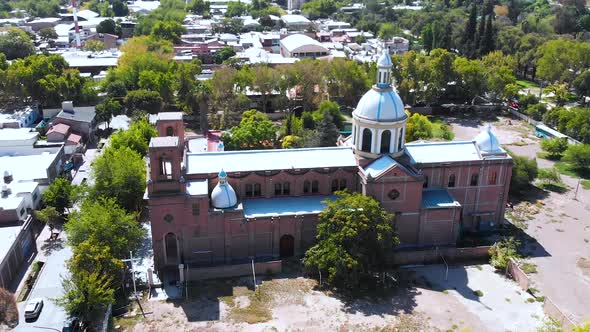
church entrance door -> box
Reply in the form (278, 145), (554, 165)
(279, 235), (294, 258)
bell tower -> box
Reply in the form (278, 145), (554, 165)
(148, 112), (186, 195)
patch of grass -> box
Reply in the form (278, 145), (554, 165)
(582, 180), (590, 190)
(526, 297), (536, 303)
(516, 79), (540, 89)
(554, 162), (590, 185)
(536, 296), (545, 302)
(528, 287), (538, 295)
(473, 290), (484, 297)
(538, 182), (568, 193)
(112, 314), (143, 331)
(520, 262), (538, 274)
(510, 141), (529, 146)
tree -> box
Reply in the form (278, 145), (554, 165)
(187, 0), (210, 15)
(109, 118), (157, 155)
(43, 178), (75, 216)
(462, 3), (478, 57)
(489, 237), (520, 270)
(540, 138), (568, 159)
(96, 19), (118, 36)
(83, 39), (106, 52)
(405, 113), (434, 141)
(250, 65), (281, 113)
(524, 103), (547, 121)
(327, 58), (371, 107)
(225, 0), (247, 17)
(304, 192), (399, 288)
(221, 110), (277, 150)
(508, 151), (538, 194)
(480, 15), (495, 55)
(124, 89), (163, 114)
(66, 197), (145, 258)
(214, 46), (236, 64)
(112, 0), (129, 16)
(95, 98), (123, 128)
(573, 70), (590, 98)
(315, 112), (340, 147)
(545, 84), (570, 106)
(0, 28), (34, 60)
(57, 271), (115, 324)
(378, 22), (399, 40)
(313, 100), (344, 129)
(563, 144), (590, 170)
(91, 147), (147, 211)
(454, 57), (487, 100)
(301, 111), (315, 129)
(301, 0), (337, 19)
(38, 27), (58, 43)
(0, 288), (18, 329)
(35, 206), (60, 228)
(68, 238), (125, 286)
(151, 20), (186, 44)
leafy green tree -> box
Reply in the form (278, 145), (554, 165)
(57, 271), (115, 324)
(104, 80), (128, 99)
(563, 144), (590, 170)
(250, 65), (282, 113)
(91, 147), (147, 211)
(313, 101), (344, 130)
(454, 57), (486, 100)
(545, 83), (571, 106)
(508, 151), (538, 195)
(315, 112), (340, 147)
(43, 178), (75, 216)
(38, 27), (58, 44)
(124, 89), (163, 114)
(35, 206), (60, 228)
(221, 110), (277, 150)
(66, 197), (145, 257)
(462, 3), (478, 57)
(214, 46), (236, 64)
(95, 98), (123, 128)
(83, 40), (106, 52)
(540, 138), (568, 159)
(405, 113), (434, 141)
(96, 19), (118, 36)
(68, 238), (125, 287)
(489, 237), (520, 270)
(573, 71), (590, 98)
(151, 20), (186, 44)
(301, 0), (337, 19)
(281, 135), (302, 149)
(225, 0), (247, 17)
(112, 0), (129, 16)
(109, 119), (157, 156)
(480, 15), (495, 56)
(0, 28), (34, 60)
(524, 103), (547, 121)
(304, 191), (399, 288)
(301, 111), (315, 129)
(187, 0), (210, 14)
(378, 22), (400, 40)
(327, 58), (371, 107)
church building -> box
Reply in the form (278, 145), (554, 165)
(146, 51), (513, 272)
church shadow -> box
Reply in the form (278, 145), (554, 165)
(170, 279), (234, 322)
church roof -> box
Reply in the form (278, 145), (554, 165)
(353, 88), (406, 122)
(421, 189), (461, 209)
(243, 196), (334, 218)
(377, 50), (393, 67)
(405, 141), (482, 164)
(186, 147), (357, 174)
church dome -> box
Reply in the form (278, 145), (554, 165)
(474, 124), (501, 153)
(353, 88), (407, 122)
(211, 169), (237, 209)
(377, 50), (393, 68)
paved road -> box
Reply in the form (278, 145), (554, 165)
(14, 235), (72, 332)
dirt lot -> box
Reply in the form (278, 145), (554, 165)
(448, 113), (590, 324)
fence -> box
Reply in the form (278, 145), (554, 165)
(186, 260), (282, 281)
(388, 246), (491, 266)
(505, 259), (578, 330)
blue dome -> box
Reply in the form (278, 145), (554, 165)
(377, 50), (393, 68)
(474, 124), (501, 153)
(219, 169), (227, 178)
(353, 88), (406, 122)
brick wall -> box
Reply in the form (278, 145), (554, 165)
(185, 260), (282, 281)
(388, 246), (491, 266)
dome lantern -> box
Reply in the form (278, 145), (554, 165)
(376, 49), (393, 89)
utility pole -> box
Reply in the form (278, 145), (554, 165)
(122, 251), (146, 318)
(574, 178), (581, 201)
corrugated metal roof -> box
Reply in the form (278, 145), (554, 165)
(406, 141), (481, 164)
(186, 147), (357, 174)
(243, 195), (334, 218)
(421, 190), (461, 209)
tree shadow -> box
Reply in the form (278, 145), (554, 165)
(509, 185), (550, 205)
(40, 238), (65, 255)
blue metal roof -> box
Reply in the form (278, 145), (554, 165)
(243, 196), (335, 218)
(421, 190), (461, 209)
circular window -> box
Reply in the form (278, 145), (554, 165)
(164, 214), (174, 223)
(388, 189), (400, 200)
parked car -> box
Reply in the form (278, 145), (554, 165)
(24, 298), (44, 320)
(62, 316), (80, 332)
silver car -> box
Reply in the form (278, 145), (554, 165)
(24, 298), (44, 320)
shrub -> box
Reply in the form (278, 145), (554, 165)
(489, 237), (520, 270)
(525, 103), (548, 121)
(507, 150), (538, 195)
(540, 138), (568, 159)
(519, 94), (539, 109)
(563, 144), (590, 170)
(537, 168), (562, 186)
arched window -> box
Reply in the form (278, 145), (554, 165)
(331, 179), (339, 192)
(166, 126), (174, 136)
(253, 183), (261, 196)
(159, 156), (172, 180)
(165, 233), (178, 263)
(380, 130), (391, 153)
(311, 180), (319, 193)
(448, 174), (456, 188)
(362, 128), (372, 152)
(283, 182), (290, 195)
(489, 172), (497, 185)
(339, 179), (347, 190)
(274, 183), (283, 195)
(331, 179), (347, 192)
(398, 128), (404, 150)
(303, 180), (311, 193)
(423, 175), (428, 188)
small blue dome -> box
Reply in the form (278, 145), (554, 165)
(474, 124), (501, 153)
(353, 88), (406, 122)
(219, 169), (227, 178)
(377, 50), (393, 68)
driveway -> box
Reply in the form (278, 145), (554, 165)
(14, 234), (72, 331)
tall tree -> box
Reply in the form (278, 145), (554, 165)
(221, 110), (277, 150)
(57, 271), (115, 325)
(304, 192), (399, 288)
(315, 112), (340, 147)
(0, 28), (34, 60)
(43, 178), (75, 216)
(481, 15), (495, 55)
(91, 147), (147, 211)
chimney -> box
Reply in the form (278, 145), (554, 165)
(62, 101), (74, 113)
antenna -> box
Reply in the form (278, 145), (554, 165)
(72, 0), (81, 48)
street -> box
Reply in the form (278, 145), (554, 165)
(14, 234), (72, 332)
